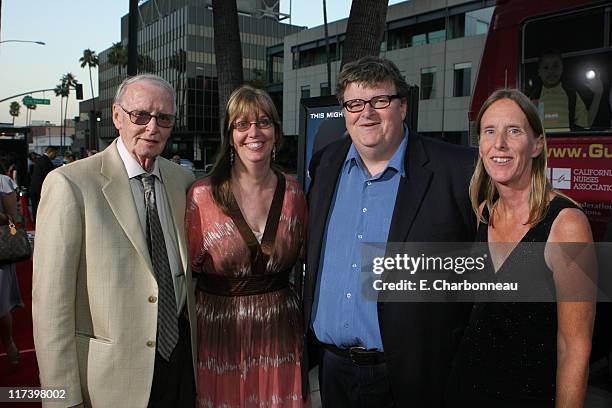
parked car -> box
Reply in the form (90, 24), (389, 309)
(179, 159), (195, 171)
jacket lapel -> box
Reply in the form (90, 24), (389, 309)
(305, 138), (351, 329)
(308, 138), (351, 275)
(387, 134), (432, 243)
(158, 160), (189, 274)
(100, 140), (153, 272)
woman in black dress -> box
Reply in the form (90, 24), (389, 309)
(448, 89), (595, 407)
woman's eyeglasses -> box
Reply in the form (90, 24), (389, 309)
(233, 118), (273, 132)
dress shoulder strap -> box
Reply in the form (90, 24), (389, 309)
(530, 195), (581, 241)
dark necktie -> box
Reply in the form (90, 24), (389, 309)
(139, 174), (179, 361)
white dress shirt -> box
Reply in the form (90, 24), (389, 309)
(116, 137), (186, 314)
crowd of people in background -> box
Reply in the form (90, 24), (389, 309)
(0, 145), (188, 227)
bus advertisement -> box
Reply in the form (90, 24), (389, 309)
(548, 137), (612, 238)
(470, 0), (612, 239)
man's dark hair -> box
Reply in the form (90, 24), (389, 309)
(336, 56), (410, 103)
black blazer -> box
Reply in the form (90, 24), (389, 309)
(304, 133), (477, 407)
(29, 155), (56, 198)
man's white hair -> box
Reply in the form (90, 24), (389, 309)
(113, 73), (177, 113)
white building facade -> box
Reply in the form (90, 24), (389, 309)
(282, 0), (495, 145)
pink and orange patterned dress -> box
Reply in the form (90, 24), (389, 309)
(186, 173), (308, 408)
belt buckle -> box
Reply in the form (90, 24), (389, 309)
(348, 346), (368, 365)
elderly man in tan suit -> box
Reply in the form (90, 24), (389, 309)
(32, 74), (196, 408)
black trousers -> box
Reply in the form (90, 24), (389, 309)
(148, 314), (196, 408)
(30, 194), (39, 222)
(319, 347), (395, 408)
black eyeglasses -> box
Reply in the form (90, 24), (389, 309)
(233, 118), (273, 132)
(342, 95), (401, 113)
(119, 105), (176, 128)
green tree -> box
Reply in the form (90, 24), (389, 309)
(53, 74), (76, 144)
(341, 0), (388, 68)
(79, 49), (99, 106)
(9, 101), (20, 125)
(212, 0), (243, 137)
(61, 73), (78, 147)
(108, 42), (128, 76)
(54, 82), (68, 140)
(80, 49), (100, 149)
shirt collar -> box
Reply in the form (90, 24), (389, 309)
(344, 125), (409, 178)
(116, 136), (161, 179)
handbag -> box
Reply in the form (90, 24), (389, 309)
(0, 216), (33, 265)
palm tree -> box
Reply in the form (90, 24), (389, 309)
(54, 82), (68, 141)
(9, 101), (20, 125)
(212, 0), (243, 137)
(80, 49), (99, 149)
(108, 42), (128, 76)
(340, 0), (388, 68)
(61, 73), (78, 148)
(79, 49), (99, 106)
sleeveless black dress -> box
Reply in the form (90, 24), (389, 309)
(446, 196), (580, 407)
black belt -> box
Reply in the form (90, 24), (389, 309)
(197, 269), (290, 297)
(322, 343), (385, 366)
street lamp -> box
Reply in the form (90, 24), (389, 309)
(0, 39), (46, 45)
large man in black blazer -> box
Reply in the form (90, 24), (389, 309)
(29, 145), (58, 221)
(304, 56), (476, 407)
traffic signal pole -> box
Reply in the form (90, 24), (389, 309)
(0, 88), (56, 104)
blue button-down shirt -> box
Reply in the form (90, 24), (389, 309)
(312, 130), (408, 350)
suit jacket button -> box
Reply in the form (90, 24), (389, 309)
(146, 340), (155, 348)
(148, 296), (157, 303)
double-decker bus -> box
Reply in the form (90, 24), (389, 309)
(470, 0), (612, 240)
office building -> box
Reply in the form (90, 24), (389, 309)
(281, 0), (495, 145)
(98, 0), (303, 166)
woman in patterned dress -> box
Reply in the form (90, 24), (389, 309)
(186, 85), (308, 407)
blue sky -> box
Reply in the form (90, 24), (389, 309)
(0, 0), (403, 125)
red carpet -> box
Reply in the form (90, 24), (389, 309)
(0, 259), (41, 408)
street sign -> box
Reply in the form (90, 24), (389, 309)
(22, 96), (50, 105)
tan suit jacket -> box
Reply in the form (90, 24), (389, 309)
(32, 140), (196, 407)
